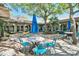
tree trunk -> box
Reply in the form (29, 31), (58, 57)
(71, 16), (77, 45)
(69, 3), (77, 45)
(44, 16), (48, 33)
(44, 19), (47, 32)
(50, 23), (53, 33)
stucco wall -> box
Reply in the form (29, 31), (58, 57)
(0, 6), (10, 18)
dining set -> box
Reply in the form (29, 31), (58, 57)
(10, 33), (58, 55)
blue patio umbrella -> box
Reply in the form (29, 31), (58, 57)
(67, 19), (71, 31)
(31, 14), (39, 33)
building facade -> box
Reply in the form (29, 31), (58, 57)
(4, 19), (45, 34)
(0, 4), (79, 37)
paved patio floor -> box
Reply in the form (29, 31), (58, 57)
(0, 34), (79, 56)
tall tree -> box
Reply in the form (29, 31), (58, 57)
(8, 3), (62, 33)
(59, 3), (79, 45)
(69, 3), (77, 45)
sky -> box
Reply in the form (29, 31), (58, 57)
(4, 4), (79, 23)
(4, 4), (45, 23)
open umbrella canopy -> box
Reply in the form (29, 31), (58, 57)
(31, 14), (39, 34)
(67, 19), (71, 31)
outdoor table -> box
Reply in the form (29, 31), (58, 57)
(65, 32), (73, 36)
(64, 32), (73, 41)
(45, 39), (56, 47)
(36, 37), (45, 42)
(25, 34), (32, 37)
(57, 30), (67, 39)
(57, 30), (65, 34)
(28, 37), (37, 43)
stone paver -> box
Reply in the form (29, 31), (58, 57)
(0, 34), (79, 56)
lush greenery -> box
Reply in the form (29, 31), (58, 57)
(7, 3), (63, 33)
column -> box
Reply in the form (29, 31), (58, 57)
(42, 25), (45, 32)
(23, 25), (25, 32)
(78, 22), (79, 32)
(55, 25), (56, 31)
(29, 25), (31, 32)
(28, 25), (29, 32)
(7, 23), (9, 33)
(59, 24), (61, 31)
(2, 23), (5, 37)
(23, 25), (24, 32)
(20, 25), (21, 32)
(61, 24), (63, 31)
(76, 22), (78, 32)
(66, 23), (68, 31)
(14, 24), (17, 33)
(17, 25), (19, 32)
(8, 25), (10, 32)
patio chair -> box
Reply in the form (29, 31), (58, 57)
(18, 38), (31, 55)
(25, 34), (31, 38)
(76, 32), (79, 38)
(45, 38), (57, 55)
(18, 38), (31, 47)
(76, 32), (79, 41)
(57, 30), (67, 40)
(33, 43), (47, 56)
